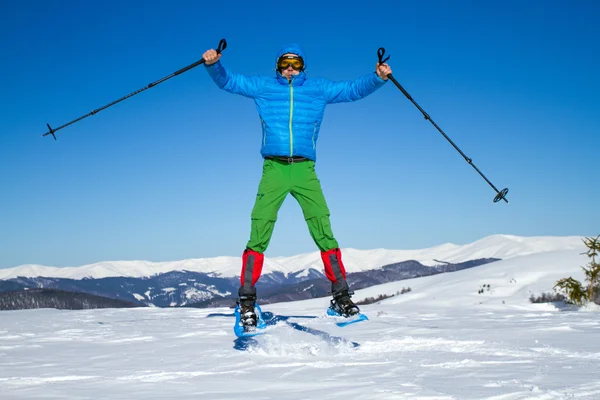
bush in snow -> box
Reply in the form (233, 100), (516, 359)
(529, 292), (566, 303)
(554, 235), (600, 306)
(478, 284), (491, 294)
(356, 287), (411, 305)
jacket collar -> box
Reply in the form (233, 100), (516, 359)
(276, 71), (306, 86)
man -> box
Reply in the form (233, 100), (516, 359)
(203, 43), (391, 331)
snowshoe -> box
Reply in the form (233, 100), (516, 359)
(329, 291), (360, 317)
(234, 297), (266, 337)
(327, 291), (368, 327)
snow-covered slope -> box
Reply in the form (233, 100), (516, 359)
(0, 234), (585, 280)
(1, 247), (599, 399)
(353, 249), (590, 308)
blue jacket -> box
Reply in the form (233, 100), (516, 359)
(205, 43), (386, 161)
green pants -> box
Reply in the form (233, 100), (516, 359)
(246, 158), (339, 253)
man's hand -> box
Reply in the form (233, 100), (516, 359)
(376, 63), (392, 80)
(203, 49), (221, 65)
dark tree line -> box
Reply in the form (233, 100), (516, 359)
(0, 289), (143, 311)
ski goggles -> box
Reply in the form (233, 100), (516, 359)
(277, 56), (304, 71)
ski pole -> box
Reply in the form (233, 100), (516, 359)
(42, 38), (228, 140)
(377, 47), (509, 204)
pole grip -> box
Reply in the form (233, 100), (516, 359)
(216, 38), (227, 54)
(377, 47), (390, 65)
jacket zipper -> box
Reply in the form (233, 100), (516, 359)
(289, 79), (294, 157)
(312, 121), (317, 149)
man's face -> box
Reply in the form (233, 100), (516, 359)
(278, 53), (303, 79)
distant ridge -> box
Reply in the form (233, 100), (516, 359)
(0, 258), (500, 310)
(0, 235), (584, 280)
(0, 235), (589, 310)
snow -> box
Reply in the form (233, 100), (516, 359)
(0, 234), (584, 280)
(295, 268), (311, 278)
(1, 238), (599, 399)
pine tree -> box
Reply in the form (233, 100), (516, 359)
(554, 235), (600, 306)
(581, 235), (600, 303)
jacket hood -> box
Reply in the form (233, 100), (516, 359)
(276, 43), (305, 61)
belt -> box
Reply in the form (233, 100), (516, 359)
(265, 156), (308, 164)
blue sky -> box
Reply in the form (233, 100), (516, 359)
(1, 0), (598, 269)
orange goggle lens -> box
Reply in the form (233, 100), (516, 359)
(277, 57), (304, 71)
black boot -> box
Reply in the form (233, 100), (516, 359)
(330, 290), (360, 317)
(237, 287), (258, 331)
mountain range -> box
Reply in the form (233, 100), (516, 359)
(0, 235), (584, 309)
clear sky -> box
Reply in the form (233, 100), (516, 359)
(1, 0), (598, 269)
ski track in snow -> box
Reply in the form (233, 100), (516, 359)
(1, 304), (600, 399)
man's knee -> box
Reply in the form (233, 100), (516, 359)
(246, 218), (277, 253)
(306, 215), (339, 251)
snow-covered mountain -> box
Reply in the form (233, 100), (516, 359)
(0, 259), (498, 308)
(0, 234), (584, 280)
(0, 235), (586, 309)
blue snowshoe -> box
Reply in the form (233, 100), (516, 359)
(327, 290), (368, 327)
(234, 297), (267, 338)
